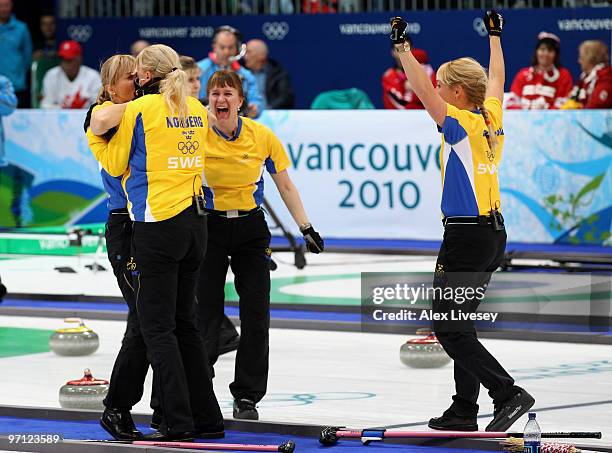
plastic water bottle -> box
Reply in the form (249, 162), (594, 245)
(523, 412), (541, 453)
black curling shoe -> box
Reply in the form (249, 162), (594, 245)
(150, 411), (162, 430)
(100, 408), (143, 441)
(142, 431), (195, 442)
(428, 409), (478, 431)
(233, 398), (259, 420)
(486, 389), (535, 432)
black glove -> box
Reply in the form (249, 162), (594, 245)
(483, 10), (504, 37)
(83, 103), (96, 133)
(390, 16), (408, 45)
(301, 225), (324, 254)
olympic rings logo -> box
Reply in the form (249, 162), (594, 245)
(67, 25), (93, 43)
(178, 140), (199, 154)
(262, 22), (289, 41)
(473, 18), (488, 37)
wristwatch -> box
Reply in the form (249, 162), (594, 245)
(394, 41), (412, 54)
(299, 222), (312, 232)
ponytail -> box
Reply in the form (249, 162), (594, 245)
(438, 57), (498, 160)
(160, 68), (189, 120)
(136, 44), (189, 119)
(480, 105), (498, 161)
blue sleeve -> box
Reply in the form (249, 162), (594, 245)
(241, 68), (264, 118)
(0, 77), (17, 116)
(21, 23), (32, 70)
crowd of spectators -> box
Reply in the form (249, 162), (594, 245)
(0, 0), (610, 113)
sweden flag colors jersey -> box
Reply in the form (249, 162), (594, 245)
(439, 97), (505, 217)
(86, 101), (127, 211)
(203, 116), (291, 211)
(101, 94), (208, 222)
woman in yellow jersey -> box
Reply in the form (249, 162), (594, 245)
(84, 54), (151, 441)
(100, 44), (223, 441)
(391, 12), (534, 432)
(199, 70), (324, 421)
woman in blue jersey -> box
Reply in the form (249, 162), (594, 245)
(94, 44), (224, 442)
(199, 70), (324, 421)
(390, 12), (534, 432)
(85, 54), (148, 441)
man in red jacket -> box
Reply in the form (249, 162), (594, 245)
(562, 40), (612, 109)
(382, 41), (436, 109)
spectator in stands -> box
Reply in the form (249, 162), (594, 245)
(180, 55), (202, 99)
(561, 40), (612, 110)
(0, 0), (32, 107)
(198, 25), (263, 119)
(32, 14), (56, 61)
(40, 40), (101, 109)
(0, 75), (17, 167)
(506, 32), (573, 109)
(303, 0), (337, 12)
(382, 40), (436, 109)
(243, 39), (294, 109)
(130, 39), (150, 58)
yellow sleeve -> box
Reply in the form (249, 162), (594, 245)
(483, 97), (503, 129)
(86, 102), (113, 170)
(106, 101), (139, 177)
(263, 126), (291, 174)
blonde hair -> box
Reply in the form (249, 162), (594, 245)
(579, 40), (609, 67)
(97, 54), (135, 104)
(136, 44), (189, 119)
(437, 57), (498, 159)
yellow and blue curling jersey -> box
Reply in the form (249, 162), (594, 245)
(103, 94), (209, 222)
(85, 101), (127, 211)
(202, 116), (291, 211)
(439, 97), (505, 217)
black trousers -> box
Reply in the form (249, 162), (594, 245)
(197, 210), (271, 403)
(432, 224), (518, 416)
(103, 210), (150, 411)
(133, 207), (222, 433)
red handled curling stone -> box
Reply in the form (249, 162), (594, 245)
(59, 368), (109, 409)
(399, 329), (451, 368)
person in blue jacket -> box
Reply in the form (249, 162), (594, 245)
(0, 0), (32, 107)
(0, 74), (17, 167)
(197, 25), (263, 119)
(0, 74), (16, 300)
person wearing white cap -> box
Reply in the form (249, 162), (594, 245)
(506, 32), (573, 110)
(40, 40), (101, 109)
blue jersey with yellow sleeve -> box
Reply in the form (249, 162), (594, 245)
(203, 117), (290, 211)
(104, 94), (209, 222)
(85, 101), (127, 211)
(439, 97), (505, 217)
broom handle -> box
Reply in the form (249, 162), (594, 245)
(337, 430), (602, 439)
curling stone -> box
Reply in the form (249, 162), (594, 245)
(400, 329), (451, 368)
(49, 318), (99, 356)
(59, 368), (109, 410)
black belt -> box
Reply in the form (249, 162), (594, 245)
(443, 215), (496, 226)
(110, 207), (129, 215)
(205, 207), (261, 218)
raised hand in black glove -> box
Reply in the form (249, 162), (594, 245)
(390, 16), (408, 45)
(301, 224), (324, 254)
(483, 10), (504, 37)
